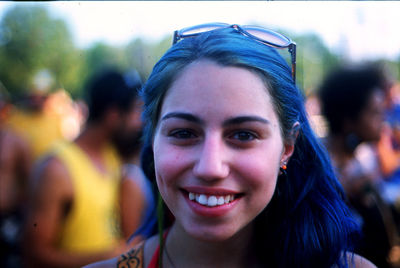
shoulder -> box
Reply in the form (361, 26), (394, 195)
(84, 257), (119, 268)
(122, 164), (146, 184)
(142, 234), (160, 267)
(30, 154), (73, 199)
(336, 252), (377, 268)
(350, 254), (376, 268)
(117, 241), (145, 268)
(0, 128), (30, 155)
(34, 155), (70, 184)
(84, 241), (146, 268)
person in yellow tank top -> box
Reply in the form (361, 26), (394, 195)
(54, 142), (121, 253)
(23, 69), (142, 268)
(6, 106), (63, 161)
(5, 88), (65, 161)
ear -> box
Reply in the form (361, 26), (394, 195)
(281, 122), (300, 164)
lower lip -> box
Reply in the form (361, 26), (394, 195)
(183, 193), (240, 218)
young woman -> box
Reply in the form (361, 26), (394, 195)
(87, 23), (375, 268)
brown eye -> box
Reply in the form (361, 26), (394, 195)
(170, 129), (197, 139)
(231, 131), (257, 141)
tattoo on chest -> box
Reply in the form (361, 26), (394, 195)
(117, 247), (143, 268)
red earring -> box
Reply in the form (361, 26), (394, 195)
(279, 162), (287, 176)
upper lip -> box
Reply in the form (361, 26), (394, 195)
(182, 186), (240, 195)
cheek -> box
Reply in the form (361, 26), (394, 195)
(357, 115), (382, 141)
(153, 138), (190, 193)
(242, 159), (279, 191)
(234, 149), (280, 199)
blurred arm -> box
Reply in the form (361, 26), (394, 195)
(23, 156), (129, 268)
(119, 171), (146, 241)
(377, 124), (400, 178)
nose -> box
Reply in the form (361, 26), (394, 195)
(193, 134), (230, 181)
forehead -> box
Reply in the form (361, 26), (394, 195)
(160, 60), (277, 120)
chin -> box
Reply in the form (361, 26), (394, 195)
(187, 229), (235, 242)
(181, 221), (250, 243)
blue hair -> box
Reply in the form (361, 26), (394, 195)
(140, 27), (359, 267)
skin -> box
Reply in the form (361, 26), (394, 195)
(327, 89), (385, 196)
(120, 167), (146, 242)
(0, 100), (32, 214)
(350, 89), (384, 142)
(23, 106), (137, 268)
(151, 60), (295, 267)
(0, 127), (32, 213)
(85, 60), (377, 268)
(117, 98), (148, 241)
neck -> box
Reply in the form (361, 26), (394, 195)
(326, 133), (361, 171)
(125, 152), (141, 166)
(164, 222), (258, 268)
(76, 124), (110, 151)
(328, 133), (359, 157)
(74, 124), (112, 173)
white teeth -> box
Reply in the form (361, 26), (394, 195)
(198, 194), (208, 205)
(224, 195), (230, 203)
(217, 196), (225, 205)
(189, 192), (195, 201)
(207, 196), (218, 207)
(188, 192), (236, 207)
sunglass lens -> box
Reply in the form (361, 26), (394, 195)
(179, 24), (227, 37)
(244, 26), (291, 47)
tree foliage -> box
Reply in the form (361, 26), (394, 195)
(293, 32), (341, 94)
(0, 5), (83, 98)
(124, 36), (171, 81)
(0, 5), (398, 100)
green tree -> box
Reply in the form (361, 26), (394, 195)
(292, 33), (340, 94)
(78, 41), (126, 95)
(0, 4), (83, 98)
(124, 35), (171, 81)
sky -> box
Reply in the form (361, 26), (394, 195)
(1, 1), (400, 62)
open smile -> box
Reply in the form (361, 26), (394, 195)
(189, 192), (235, 207)
(181, 188), (243, 208)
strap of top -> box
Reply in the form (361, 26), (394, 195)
(147, 242), (160, 268)
(148, 230), (170, 268)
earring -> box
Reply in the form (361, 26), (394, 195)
(279, 162), (287, 176)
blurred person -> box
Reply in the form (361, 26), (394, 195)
(318, 64), (399, 268)
(113, 70), (157, 245)
(45, 89), (86, 142)
(376, 67), (400, 177)
(0, 84), (33, 268)
(378, 78), (400, 267)
(6, 71), (65, 161)
(22, 69), (139, 268)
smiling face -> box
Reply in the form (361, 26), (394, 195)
(153, 60), (294, 242)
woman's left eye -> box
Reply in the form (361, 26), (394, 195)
(230, 131), (257, 142)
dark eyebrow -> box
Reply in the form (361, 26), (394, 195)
(161, 112), (204, 125)
(223, 116), (270, 127)
(161, 113), (269, 126)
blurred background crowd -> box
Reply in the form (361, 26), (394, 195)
(0, 2), (399, 268)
